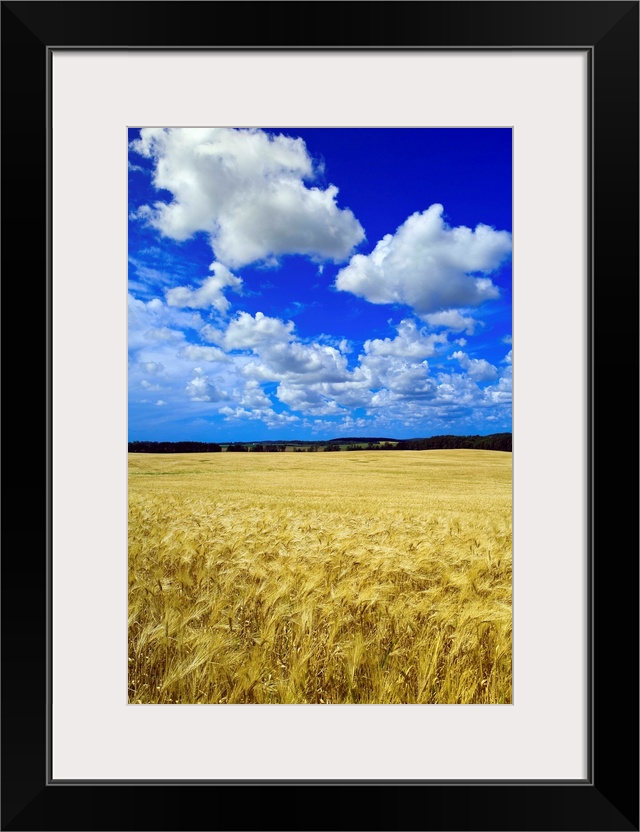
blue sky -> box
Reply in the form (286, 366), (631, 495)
(128, 128), (512, 442)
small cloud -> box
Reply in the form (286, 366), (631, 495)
(424, 309), (479, 335)
(144, 327), (183, 343)
(179, 345), (228, 363)
(364, 318), (446, 360)
(165, 263), (242, 313)
(450, 350), (498, 382)
(185, 375), (227, 403)
(222, 311), (296, 351)
(141, 361), (164, 374)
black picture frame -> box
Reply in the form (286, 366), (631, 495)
(2, 2), (638, 830)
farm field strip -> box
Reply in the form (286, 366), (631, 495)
(129, 450), (512, 704)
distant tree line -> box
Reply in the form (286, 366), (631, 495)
(129, 434), (511, 453)
(128, 441), (222, 453)
(394, 433), (512, 452)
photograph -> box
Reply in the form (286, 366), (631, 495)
(1, 0), (637, 826)
(127, 126), (513, 705)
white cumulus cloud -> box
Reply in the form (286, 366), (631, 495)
(165, 262), (242, 312)
(335, 203), (511, 318)
(219, 405), (299, 427)
(423, 309), (478, 335)
(218, 311), (296, 351)
(363, 318), (446, 359)
(185, 374), (228, 402)
(179, 344), (229, 363)
(450, 350), (498, 382)
(130, 127), (365, 268)
(483, 372), (512, 405)
(252, 341), (349, 384)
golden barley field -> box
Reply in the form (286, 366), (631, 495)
(128, 450), (512, 704)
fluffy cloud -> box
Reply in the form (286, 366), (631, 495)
(235, 379), (273, 410)
(249, 341), (350, 384)
(450, 350), (498, 382)
(214, 311), (296, 351)
(363, 318), (446, 359)
(143, 327), (183, 343)
(131, 128), (364, 268)
(203, 311), (365, 414)
(219, 405), (299, 427)
(354, 352), (433, 402)
(423, 309), (478, 335)
(128, 291), (511, 432)
(482, 371), (512, 405)
(129, 294), (242, 415)
(206, 311), (351, 386)
(179, 345), (228, 363)
(275, 383), (351, 416)
(140, 361), (164, 374)
(128, 294), (203, 350)
(302, 415), (373, 435)
(165, 263), (242, 313)
(275, 349), (442, 418)
(185, 373), (228, 403)
(335, 204), (511, 318)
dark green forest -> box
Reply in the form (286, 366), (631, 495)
(394, 433), (511, 452)
(128, 441), (223, 453)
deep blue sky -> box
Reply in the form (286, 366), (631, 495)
(128, 128), (512, 441)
